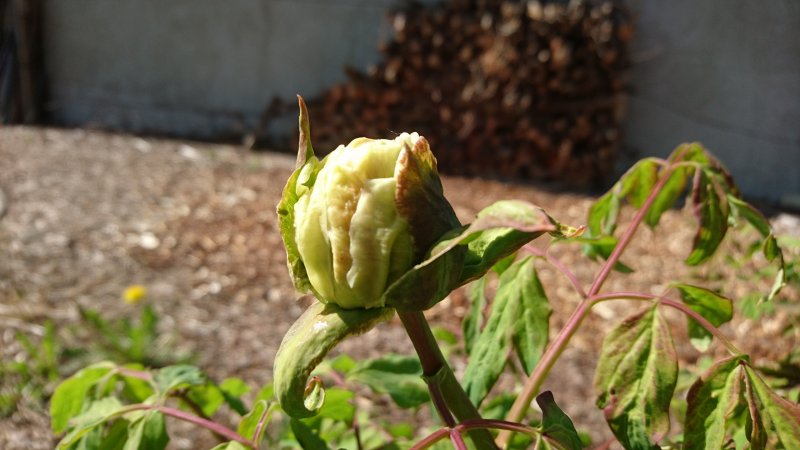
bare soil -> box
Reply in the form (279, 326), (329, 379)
(0, 126), (797, 449)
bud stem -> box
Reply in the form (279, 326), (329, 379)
(398, 311), (498, 449)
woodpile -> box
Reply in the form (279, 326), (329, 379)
(265, 0), (633, 186)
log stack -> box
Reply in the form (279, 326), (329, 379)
(276, 0), (633, 186)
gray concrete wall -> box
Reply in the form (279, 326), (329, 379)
(44, 0), (800, 203)
(45, 0), (403, 137)
(624, 0), (800, 205)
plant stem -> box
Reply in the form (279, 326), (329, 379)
(125, 404), (256, 449)
(398, 311), (498, 449)
(523, 244), (586, 298)
(498, 164), (678, 448)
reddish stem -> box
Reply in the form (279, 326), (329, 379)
(523, 244), (586, 298)
(124, 404), (256, 449)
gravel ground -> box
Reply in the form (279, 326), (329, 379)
(0, 126), (797, 449)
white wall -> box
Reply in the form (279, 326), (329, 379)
(44, 0), (800, 203)
(45, 0), (400, 137)
(624, 0), (800, 204)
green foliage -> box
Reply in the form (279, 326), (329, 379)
(346, 354), (430, 409)
(78, 304), (188, 367)
(673, 284), (733, 351)
(536, 391), (583, 450)
(1, 321), (60, 417)
(463, 257), (551, 406)
(594, 306), (678, 450)
(51, 362), (254, 450)
(50, 142), (800, 450)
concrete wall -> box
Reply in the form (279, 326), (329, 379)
(45, 0), (402, 137)
(44, 0), (800, 203)
(624, 0), (800, 205)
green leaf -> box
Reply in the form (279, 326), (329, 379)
(329, 354), (357, 375)
(580, 235), (633, 273)
(273, 302), (394, 418)
(480, 392), (518, 420)
(743, 367), (800, 449)
(386, 422), (414, 439)
(686, 169), (729, 265)
(513, 262), (551, 374)
(645, 165), (691, 228)
(463, 276), (488, 356)
(51, 362), (117, 433)
(348, 354), (429, 409)
(384, 199), (578, 311)
(255, 382), (274, 403)
(587, 191), (620, 237)
(727, 195), (787, 301)
(119, 365), (155, 403)
(317, 388), (355, 423)
(123, 412), (168, 450)
(684, 355), (746, 449)
(674, 284), (733, 352)
(621, 159), (659, 209)
(594, 307), (678, 450)
(727, 195), (770, 237)
(56, 397), (126, 448)
(290, 418), (328, 450)
(536, 391), (583, 450)
(219, 378), (251, 415)
(237, 399), (271, 444)
(153, 365), (206, 395)
(185, 384), (225, 418)
(463, 257), (550, 406)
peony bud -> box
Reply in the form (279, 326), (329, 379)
(278, 98), (460, 309)
(279, 111), (460, 309)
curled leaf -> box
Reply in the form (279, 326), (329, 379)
(273, 302), (394, 418)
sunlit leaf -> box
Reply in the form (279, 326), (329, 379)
(587, 191), (620, 237)
(674, 284), (733, 352)
(56, 397), (126, 449)
(513, 262), (551, 374)
(537, 391), (583, 450)
(237, 399), (271, 445)
(123, 411), (168, 450)
(463, 277), (488, 356)
(219, 378), (250, 415)
(348, 354), (429, 409)
(621, 159), (660, 209)
(153, 365), (206, 395)
(644, 165), (691, 228)
(317, 388), (355, 423)
(594, 307), (677, 450)
(463, 257), (550, 406)
(290, 418), (327, 450)
(686, 170), (729, 265)
(51, 362), (117, 433)
(727, 195), (787, 301)
(743, 367), (800, 449)
(684, 355), (746, 449)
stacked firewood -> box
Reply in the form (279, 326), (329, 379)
(270, 0), (633, 186)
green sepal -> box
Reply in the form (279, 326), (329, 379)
(276, 97), (321, 295)
(273, 302), (394, 418)
(395, 136), (461, 260)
